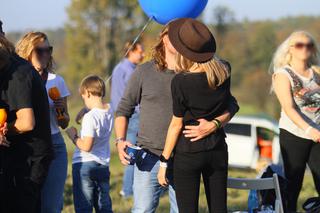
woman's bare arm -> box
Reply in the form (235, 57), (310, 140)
(273, 73), (320, 141)
(7, 108), (35, 135)
(162, 116), (184, 159)
(158, 116), (183, 186)
(273, 73), (310, 130)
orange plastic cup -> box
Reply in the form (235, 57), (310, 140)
(0, 108), (7, 127)
(48, 87), (64, 121)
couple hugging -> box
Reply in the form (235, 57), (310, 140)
(114, 18), (239, 213)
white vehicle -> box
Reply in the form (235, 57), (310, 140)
(224, 115), (282, 169)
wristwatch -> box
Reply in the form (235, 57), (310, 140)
(159, 155), (169, 168)
(160, 154), (169, 163)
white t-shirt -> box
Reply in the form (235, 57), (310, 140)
(72, 107), (113, 166)
(46, 73), (70, 135)
(274, 66), (320, 139)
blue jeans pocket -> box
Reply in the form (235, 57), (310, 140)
(135, 150), (158, 172)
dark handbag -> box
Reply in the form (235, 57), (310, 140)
(259, 165), (288, 212)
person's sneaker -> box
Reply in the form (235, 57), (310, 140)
(303, 197), (320, 213)
(119, 190), (133, 199)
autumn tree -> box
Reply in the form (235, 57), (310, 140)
(64, 0), (146, 91)
(208, 5), (235, 48)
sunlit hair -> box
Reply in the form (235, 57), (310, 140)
(152, 25), (169, 71)
(16, 31), (54, 71)
(269, 31), (320, 74)
(175, 53), (230, 89)
(0, 36), (15, 70)
(80, 75), (106, 98)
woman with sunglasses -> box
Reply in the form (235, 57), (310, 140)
(16, 32), (70, 213)
(270, 31), (320, 212)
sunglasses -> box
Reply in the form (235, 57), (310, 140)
(34, 46), (53, 56)
(292, 42), (314, 50)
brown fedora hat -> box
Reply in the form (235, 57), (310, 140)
(168, 18), (216, 63)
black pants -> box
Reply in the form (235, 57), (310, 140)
(7, 176), (41, 213)
(0, 149), (42, 213)
(173, 142), (228, 213)
(280, 129), (320, 211)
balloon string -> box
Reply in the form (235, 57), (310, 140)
(124, 16), (154, 57)
(105, 15), (154, 84)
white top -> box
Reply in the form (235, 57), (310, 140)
(72, 107), (113, 166)
(46, 73), (70, 135)
(274, 66), (320, 139)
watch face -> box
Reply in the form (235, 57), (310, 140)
(160, 155), (168, 163)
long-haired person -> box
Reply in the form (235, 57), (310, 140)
(270, 31), (320, 212)
(115, 20), (238, 212)
(157, 18), (236, 213)
(0, 27), (53, 212)
(16, 32), (70, 213)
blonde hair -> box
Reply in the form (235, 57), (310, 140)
(152, 25), (169, 71)
(175, 53), (230, 89)
(16, 31), (54, 71)
(269, 31), (320, 74)
(80, 75), (106, 98)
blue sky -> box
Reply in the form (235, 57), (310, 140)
(1, 0), (320, 32)
(204, 0), (320, 22)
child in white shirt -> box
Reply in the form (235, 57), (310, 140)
(66, 75), (113, 213)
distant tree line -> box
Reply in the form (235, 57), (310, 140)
(5, 2), (320, 118)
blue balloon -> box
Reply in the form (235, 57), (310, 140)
(138, 0), (208, 25)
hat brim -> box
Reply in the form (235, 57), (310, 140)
(168, 18), (214, 63)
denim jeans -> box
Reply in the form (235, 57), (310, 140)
(132, 150), (178, 213)
(122, 113), (139, 197)
(72, 161), (113, 213)
(41, 132), (68, 213)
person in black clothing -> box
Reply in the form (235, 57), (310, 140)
(157, 18), (237, 213)
(0, 33), (53, 213)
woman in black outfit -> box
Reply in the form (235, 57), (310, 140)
(157, 18), (236, 213)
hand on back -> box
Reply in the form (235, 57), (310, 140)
(183, 118), (217, 142)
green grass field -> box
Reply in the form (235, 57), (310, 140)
(60, 103), (317, 213)
(61, 141), (317, 213)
